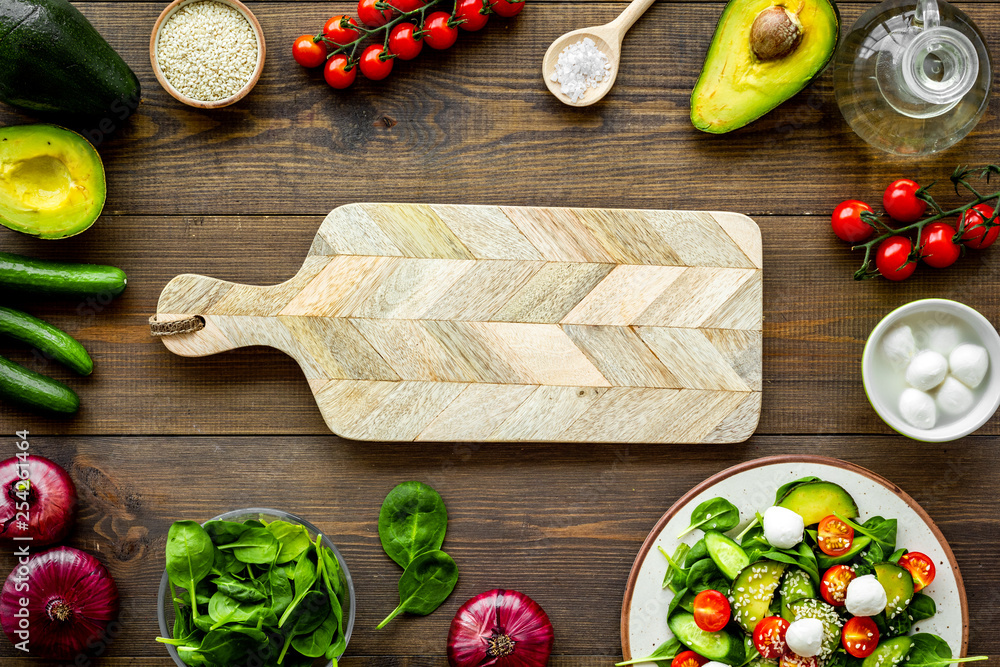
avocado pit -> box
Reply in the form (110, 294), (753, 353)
(750, 6), (804, 61)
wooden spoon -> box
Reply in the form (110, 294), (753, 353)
(542, 0), (658, 107)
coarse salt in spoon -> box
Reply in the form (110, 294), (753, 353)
(542, 0), (658, 107)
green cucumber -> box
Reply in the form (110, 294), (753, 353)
(0, 253), (127, 297)
(0, 307), (92, 375)
(668, 612), (745, 665)
(779, 568), (816, 622)
(862, 636), (913, 667)
(705, 531), (750, 579)
(0, 355), (79, 414)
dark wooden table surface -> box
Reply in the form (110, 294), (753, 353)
(2, 0), (1000, 664)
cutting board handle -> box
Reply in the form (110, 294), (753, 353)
(152, 273), (256, 358)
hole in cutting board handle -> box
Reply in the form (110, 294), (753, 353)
(149, 315), (206, 337)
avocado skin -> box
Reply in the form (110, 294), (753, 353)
(0, 0), (141, 122)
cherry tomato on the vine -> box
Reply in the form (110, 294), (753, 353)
(919, 222), (961, 268)
(842, 616), (880, 659)
(388, 22), (423, 60)
(490, 0), (525, 16)
(820, 564), (856, 607)
(423, 11), (459, 49)
(456, 0), (490, 30)
(692, 589), (731, 632)
(324, 54), (356, 89)
(292, 35), (327, 68)
(831, 200), (875, 243)
(876, 236), (916, 281)
(392, 0), (426, 11)
(359, 44), (394, 80)
(358, 0), (393, 26)
(884, 179), (928, 223)
(324, 15), (361, 44)
(960, 204), (999, 249)
(817, 514), (854, 557)
(752, 616), (790, 660)
(899, 552), (936, 592)
(671, 650), (709, 667)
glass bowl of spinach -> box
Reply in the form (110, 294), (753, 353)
(156, 508), (355, 667)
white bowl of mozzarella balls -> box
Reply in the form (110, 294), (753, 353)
(863, 299), (1000, 442)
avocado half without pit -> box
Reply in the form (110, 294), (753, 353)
(0, 124), (106, 239)
(691, 0), (840, 133)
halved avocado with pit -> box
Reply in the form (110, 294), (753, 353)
(691, 0), (840, 133)
(777, 481), (858, 526)
(0, 124), (105, 239)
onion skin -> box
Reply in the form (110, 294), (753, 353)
(0, 546), (119, 659)
(0, 455), (77, 547)
(448, 589), (554, 667)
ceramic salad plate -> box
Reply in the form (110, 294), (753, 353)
(620, 455), (968, 664)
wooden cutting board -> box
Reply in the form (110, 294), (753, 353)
(153, 204), (763, 443)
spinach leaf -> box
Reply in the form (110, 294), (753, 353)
(316, 542), (345, 639)
(835, 514), (897, 549)
(615, 637), (683, 666)
(278, 590), (330, 664)
(825, 647), (863, 667)
(216, 526), (280, 564)
(203, 520), (250, 546)
(279, 549), (319, 628)
(883, 608), (912, 637)
(774, 477), (822, 504)
(292, 607), (338, 658)
(326, 634), (347, 660)
(182, 628), (258, 665)
(207, 591), (264, 630)
(211, 574), (267, 603)
(906, 634), (989, 667)
(166, 521), (216, 622)
(265, 520), (313, 564)
(677, 497), (740, 538)
(909, 593), (937, 621)
(320, 545), (347, 602)
(174, 580), (215, 608)
(685, 557), (725, 592)
(667, 587), (691, 620)
(211, 547), (243, 577)
(377, 549), (459, 628)
(685, 538), (708, 565)
(268, 567), (294, 618)
(889, 548), (908, 564)
(378, 481), (449, 568)
(862, 541), (885, 567)
(761, 543), (819, 584)
(658, 544), (690, 592)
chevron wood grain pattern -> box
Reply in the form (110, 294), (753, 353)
(155, 204), (763, 443)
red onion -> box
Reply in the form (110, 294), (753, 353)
(1, 546), (119, 659)
(0, 455), (77, 547)
(448, 589), (554, 667)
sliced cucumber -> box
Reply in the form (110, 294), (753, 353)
(0, 354), (79, 414)
(668, 612), (745, 665)
(730, 560), (787, 633)
(705, 531), (750, 579)
(0, 307), (92, 375)
(862, 636), (913, 667)
(787, 598), (843, 659)
(0, 252), (127, 297)
(779, 568), (816, 622)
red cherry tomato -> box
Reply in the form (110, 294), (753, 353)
(456, 0), (490, 30)
(358, 0), (393, 26)
(781, 653), (820, 667)
(752, 616), (790, 660)
(423, 11), (459, 49)
(876, 236), (916, 281)
(490, 0), (525, 16)
(672, 650), (710, 667)
(832, 200), (875, 243)
(692, 589), (731, 633)
(919, 222), (961, 268)
(884, 179), (928, 223)
(820, 564), (856, 607)
(817, 515), (855, 557)
(392, 0), (426, 10)
(324, 15), (360, 44)
(388, 22), (423, 60)
(292, 35), (327, 68)
(842, 616), (880, 658)
(960, 204), (999, 249)
(899, 552), (936, 592)
(323, 54), (356, 89)
(359, 44), (394, 80)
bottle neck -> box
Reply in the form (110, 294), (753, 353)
(900, 25), (978, 105)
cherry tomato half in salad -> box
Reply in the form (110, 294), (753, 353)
(292, 35), (327, 68)
(672, 650), (710, 667)
(388, 22), (423, 60)
(324, 15), (360, 44)
(884, 179), (927, 223)
(423, 11), (459, 49)
(324, 54), (356, 89)
(831, 200), (875, 243)
(842, 616), (880, 658)
(817, 514), (855, 557)
(752, 616), (790, 660)
(358, 0), (393, 26)
(919, 222), (961, 269)
(899, 552), (936, 592)
(456, 0), (490, 30)
(960, 204), (999, 249)
(359, 44), (394, 80)
(692, 589), (731, 632)
(781, 653), (820, 667)
(820, 564), (856, 607)
(876, 236), (916, 281)
(490, 0), (525, 16)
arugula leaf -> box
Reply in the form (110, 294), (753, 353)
(615, 637), (683, 666)
(678, 497), (740, 538)
(905, 633), (989, 667)
(774, 477), (822, 504)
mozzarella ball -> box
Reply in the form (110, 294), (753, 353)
(949, 343), (989, 389)
(704, 662), (729, 667)
(937, 376), (975, 416)
(927, 324), (961, 356)
(906, 350), (948, 391)
(882, 325), (917, 370)
(785, 618), (825, 658)
(899, 387), (936, 429)
(763, 505), (804, 549)
(845, 574), (887, 617)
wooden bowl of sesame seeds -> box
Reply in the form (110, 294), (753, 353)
(150, 0), (265, 109)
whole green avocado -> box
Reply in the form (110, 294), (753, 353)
(0, 0), (141, 122)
